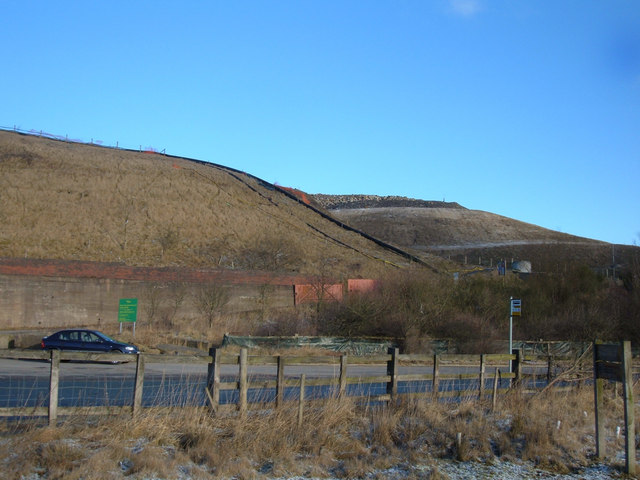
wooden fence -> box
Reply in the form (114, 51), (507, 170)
(0, 346), (616, 426)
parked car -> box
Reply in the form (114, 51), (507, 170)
(41, 329), (139, 354)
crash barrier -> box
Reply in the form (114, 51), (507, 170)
(2, 345), (628, 426)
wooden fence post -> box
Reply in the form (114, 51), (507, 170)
(238, 348), (248, 414)
(593, 341), (607, 459)
(511, 349), (522, 387)
(622, 341), (636, 474)
(206, 347), (220, 412)
(276, 355), (285, 408)
(297, 374), (306, 428)
(48, 349), (60, 426)
(455, 432), (463, 461)
(339, 355), (348, 397)
(386, 348), (399, 402)
(492, 368), (500, 412)
(479, 354), (486, 399)
(593, 340), (636, 474)
(432, 354), (440, 400)
(132, 353), (145, 418)
(547, 355), (553, 384)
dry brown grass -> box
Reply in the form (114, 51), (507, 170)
(317, 195), (640, 273)
(1, 385), (633, 479)
(0, 130), (435, 278)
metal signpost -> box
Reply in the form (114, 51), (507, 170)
(118, 298), (138, 336)
(509, 297), (521, 373)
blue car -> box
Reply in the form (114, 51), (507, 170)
(41, 329), (139, 354)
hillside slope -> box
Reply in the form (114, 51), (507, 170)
(0, 130), (438, 278)
(312, 194), (638, 271)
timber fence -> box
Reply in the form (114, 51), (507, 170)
(0, 125), (166, 154)
(0, 346), (634, 426)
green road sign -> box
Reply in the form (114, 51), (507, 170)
(118, 298), (138, 323)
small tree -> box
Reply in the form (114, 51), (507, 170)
(238, 234), (302, 271)
(194, 284), (230, 329)
(142, 284), (164, 325)
(155, 227), (180, 260)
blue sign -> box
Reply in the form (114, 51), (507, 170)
(510, 298), (521, 316)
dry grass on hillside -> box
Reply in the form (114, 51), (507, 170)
(315, 195), (640, 272)
(1, 386), (633, 479)
(325, 207), (583, 248)
(0, 131), (431, 278)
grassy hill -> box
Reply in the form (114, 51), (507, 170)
(0, 130), (440, 278)
(2, 129), (636, 280)
(312, 194), (638, 273)
(1, 129), (639, 349)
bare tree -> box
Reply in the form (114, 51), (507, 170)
(194, 284), (230, 329)
(239, 234), (302, 271)
(155, 227), (180, 260)
(142, 284), (164, 325)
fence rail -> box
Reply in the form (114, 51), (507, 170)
(0, 347), (624, 426)
(0, 125), (166, 155)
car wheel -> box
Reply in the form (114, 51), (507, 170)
(109, 349), (124, 364)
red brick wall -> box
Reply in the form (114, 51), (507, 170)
(347, 278), (380, 294)
(0, 258), (314, 285)
(294, 284), (344, 305)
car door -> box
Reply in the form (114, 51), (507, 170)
(80, 331), (106, 352)
(65, 330), (84, 350)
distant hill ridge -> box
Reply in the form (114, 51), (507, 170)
(309, 193), (639, 273)
(312, 194), (463, 210)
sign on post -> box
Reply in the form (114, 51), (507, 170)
(510, 298), (521, 316)
(508, 298), (522, 374)
(118, 298), (138, 335)
(593, 340), (635, 474)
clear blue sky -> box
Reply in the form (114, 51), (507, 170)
(2, 1), (639, 245)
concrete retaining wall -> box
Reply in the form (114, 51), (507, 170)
(0, 267), (296, 330)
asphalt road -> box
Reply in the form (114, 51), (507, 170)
(0, 356), (494, 381)
(0, 356), (518, 409)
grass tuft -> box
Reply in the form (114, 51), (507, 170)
(0, 384), (634, 479)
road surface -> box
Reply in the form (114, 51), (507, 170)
(0, 356), (524, 409)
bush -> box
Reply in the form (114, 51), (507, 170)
(305, 261), (640, 352)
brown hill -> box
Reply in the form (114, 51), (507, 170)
(0, 130), (442, 279)
(2, 129), (635, 280)
(311, 194), (639, 273)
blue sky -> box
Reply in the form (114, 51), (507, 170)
(2, 1), (639, 245)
